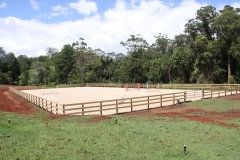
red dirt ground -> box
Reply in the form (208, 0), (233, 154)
(86, 115), (111, 123)
(0, 85), (41, 114)
(124, 95), (240, 128)
(0, 85), (240, 126)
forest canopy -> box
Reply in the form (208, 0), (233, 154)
(0, 5), (240, 85)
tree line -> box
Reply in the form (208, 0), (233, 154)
(0, 5), (240, 85)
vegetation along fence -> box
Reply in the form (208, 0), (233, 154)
(9, 84), (240, 115)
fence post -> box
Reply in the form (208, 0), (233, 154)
(50, 101), (52, 113)
(184, 92), (186, 103)
(231, 86), (232, 95)
(202, 89), (204, 100)
(116, 100), (118, 114)
(131, 99), (133, 112)
(56, 103), (58, 114)
(39, 97), (44, 108)
(37, 97), (39, 106)
(100, 102), (102, 115)
(225, 90), (226, 96)
(46, 100), (48, 111)
(160, 95), (162, 107)
(63, 104), (65, 114)
(211, 89), (212, 98)
(35, 96), (37, 104)
(148, 97), (150, 109)
(82, 104), (84, 115)
(173, 93), (175, 105)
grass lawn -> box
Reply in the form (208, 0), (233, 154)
(1, 98), (240, 160)
(185, 98), (240, 112)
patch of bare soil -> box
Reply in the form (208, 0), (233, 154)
(86, 115), (111, 123)
(218, 93), (240, 102)
(0, 85), (111, 123)
(0, 85), (41, 114)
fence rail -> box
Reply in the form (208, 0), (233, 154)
(63, 92), (186, 115)
(85, 83), (240, 90)
(9, 87), (63, 114)
(9, 84), (240, 115)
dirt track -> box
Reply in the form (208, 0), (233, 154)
(0, 85), (240, 127)
(0, 85), (41, 114)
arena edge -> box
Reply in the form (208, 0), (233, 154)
(9, 84), (240, 115)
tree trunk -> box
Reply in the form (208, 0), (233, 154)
(228, 54), (231, 83)
(168, 68), (171, 83)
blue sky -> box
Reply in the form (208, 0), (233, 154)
(0, 0), (239, 57)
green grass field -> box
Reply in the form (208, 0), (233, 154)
(0, 98), (240, 160)
(185, 98), (240, 112)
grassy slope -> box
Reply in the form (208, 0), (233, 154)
(0, 98), (240, 160)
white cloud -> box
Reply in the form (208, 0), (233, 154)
(69, 0), (97, 15)
(52, 5), (68, 12)
(35, 13), (51, 20)
(51, 5), (70, 17)
(215, 2), (240, 14)
(232, 2), (240, 8)
(0, 1), (7, 8)
(30, 0), (41, 10)
(1, 0), (231, 57)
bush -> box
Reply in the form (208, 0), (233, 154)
(228, 75), (235, 84)
(0, 72), (8, 84)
